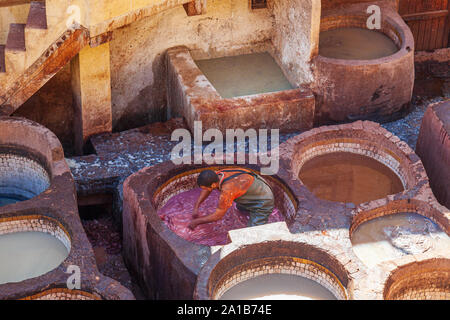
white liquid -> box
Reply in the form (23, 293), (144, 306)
(352, 213), (450, 268)
(0, 231), (69, 284)
(219, 273), (337, 300)
(195, 52), (293, 99)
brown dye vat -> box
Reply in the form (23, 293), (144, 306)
(319, 27), (399, 60)
(298, 152), (404, 205)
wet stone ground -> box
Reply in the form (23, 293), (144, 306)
(70, 95), (447, 299)
(81, 214), (145, 299)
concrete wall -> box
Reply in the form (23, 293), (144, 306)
(270, 0), (320, 86)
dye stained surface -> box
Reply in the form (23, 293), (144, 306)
(352, 213), (450, 268)
(298, 152), (404, 205)
(0, 231), (69, 284)
(195, 52), (293, 99)
(319, 27), (399, 60)
(219, 273), (337, 300)
(158, 188), (284, 246)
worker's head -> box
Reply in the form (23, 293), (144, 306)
(197, 170), (220, 191)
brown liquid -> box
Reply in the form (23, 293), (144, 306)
(319, 27), (399, 60)
(195, 52), (293, 99)
(299, 152), (404, 205)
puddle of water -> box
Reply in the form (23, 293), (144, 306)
(195, 52), (293, 99)
(219, 273), (337, 300)
(0, 231), (69, 284)
(352, 212), (450, 268)
(319, 27), (399, 60)
(299, 152), (404, 205)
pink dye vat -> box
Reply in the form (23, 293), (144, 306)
(158, 188), (284, 246)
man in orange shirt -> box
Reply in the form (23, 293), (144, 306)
(188, 168), (275, 230)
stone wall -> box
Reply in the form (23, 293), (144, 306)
(416, 100), (450, 209)
(269, 0), (320, 86)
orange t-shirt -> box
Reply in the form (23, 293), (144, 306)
(215, 168), (255, 211)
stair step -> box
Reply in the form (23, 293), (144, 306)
(27, 1), (47, 29)
(6, 23), (26, 51)
(0, 45), (5, 73)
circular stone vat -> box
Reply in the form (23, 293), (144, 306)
(315, 10), (414, 123)
(351, 212), (450, 268)
(0, 148), (51, 207)
(154, 167), (297, 246)
(384, 259), (450, 300)
(298, 152), (404, 205)
(0, 216), (70, 285)
(195, 242), (348, 300)
(286, 122), (422, 207)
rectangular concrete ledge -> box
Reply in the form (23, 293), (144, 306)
(166, 46), (315, 133)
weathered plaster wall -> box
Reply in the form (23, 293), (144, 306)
(269, 0), (320, 86)
(10, 0), (319, 138)
(0, 3), (29, 43)
(109, 0), (274, 131)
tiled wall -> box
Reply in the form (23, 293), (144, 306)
(21, 288), (100, 300)
(0, 215), (71, 253)
(385, 267), (450, 300)
(394, 288), (450, 300)
(0, 153), (50, 201)
(212, 256), (347, 300)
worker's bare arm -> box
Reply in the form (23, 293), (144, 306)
(193, 188), (212, 218)
(188, 193), (232, 229)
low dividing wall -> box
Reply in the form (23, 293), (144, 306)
(416, 100), (450, 209)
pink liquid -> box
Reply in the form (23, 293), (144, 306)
(158, 188), (284, 246)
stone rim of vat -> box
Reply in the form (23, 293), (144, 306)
(382, 258), (450, 300)
(316, 3), (414, 65)
(0, 117), (134, 300)
(194, 240), (349, 300)
(122, 155), (306, 299)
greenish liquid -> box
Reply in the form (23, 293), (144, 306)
(195, 52), (293, 99)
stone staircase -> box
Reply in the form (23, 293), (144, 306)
(0, 0), (89, 115)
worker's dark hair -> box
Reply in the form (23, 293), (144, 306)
(197, 170), (219, 187)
